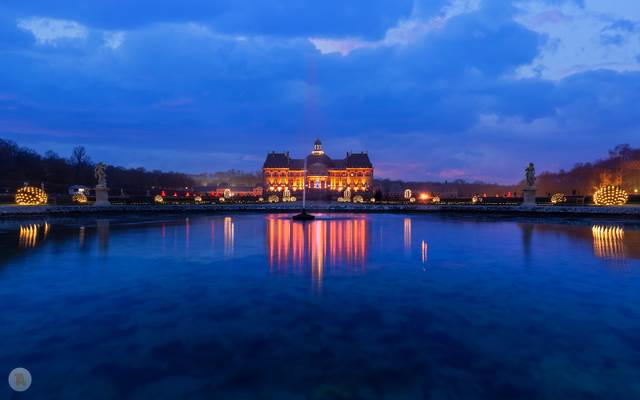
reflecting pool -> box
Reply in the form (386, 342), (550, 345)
(1, 213), (640, 399)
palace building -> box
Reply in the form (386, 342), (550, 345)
(263, 139), (373, 194)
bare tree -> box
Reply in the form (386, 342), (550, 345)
(609, 144), (632, 160)
(70, 146), (91, 166)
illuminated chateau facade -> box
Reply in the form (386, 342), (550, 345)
(263, 139), (373, 193)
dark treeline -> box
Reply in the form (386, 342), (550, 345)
(0, 139), (194, 194)
(2, 138), (638, 197)
(374, 179), (517, 197)
(191, 170), (262, 187)
(377, 144), (640, 197)
(536, 144), (640, 195)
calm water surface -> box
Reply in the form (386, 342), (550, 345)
(1, 213), (639, 399)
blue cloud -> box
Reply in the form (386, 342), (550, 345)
(599, 33), (624, 46)
(606, 19), (638, 32)
(0, 0), (639, 181)
(600, 18), (638, 46)
(1, 0), (416, 40)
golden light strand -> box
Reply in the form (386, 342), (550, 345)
(15, 186), (48, 205)
(593, 186), (628, 206)
(72, 193), (88, 204)
(550, 193), (566, 204)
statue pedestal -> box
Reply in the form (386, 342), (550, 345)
(94, 186), (111, 206)
(522, 187), (537, 206)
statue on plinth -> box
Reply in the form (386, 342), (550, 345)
(522, 162), (537, 206)
(95, 163), (107, 188)
(93, 162), (111, 206)
(525, 162), (536, 188)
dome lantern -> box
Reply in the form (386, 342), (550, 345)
(312, 138), (324, 155)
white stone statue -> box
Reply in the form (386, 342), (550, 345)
(95, 163), (107, 188)
(93, 162), (111, 206)
(525, 162), (536, 187)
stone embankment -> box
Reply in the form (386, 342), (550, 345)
(1, 202), (639, 218)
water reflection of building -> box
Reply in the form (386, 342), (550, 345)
(403, 218), (411, 256)
(266, 217), (369, 286)
(18, 223), (50, 248)
(224, 217), (234, 257)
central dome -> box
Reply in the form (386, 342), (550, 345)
(307, 153), (333, 168)
(308, 161), (329, 176)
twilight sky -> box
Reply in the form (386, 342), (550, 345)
(1, 0), (639, 183)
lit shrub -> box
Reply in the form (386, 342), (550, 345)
(593, 186), (628, 206)
(15, 186), (48, 205)
(550, 193), (566, 204)
(72, 193), (88, 204)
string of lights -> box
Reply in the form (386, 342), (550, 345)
(15, 187), (48, 206)
(593, 186), (628, 206)
(72, 193), (88, 204)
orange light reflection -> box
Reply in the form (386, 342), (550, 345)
(267, 217), (369, 284)
(592, 225), (625, 259)
(19, 222), (50, 248)
(224, 217), (234, 257)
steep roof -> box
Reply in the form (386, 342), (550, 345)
(263, 152), (306, 170)
(263, 152), (290, 168)
(289, 159), (305, 170)
(346, 152), (373, 168)
(263, 151), (372, 170)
